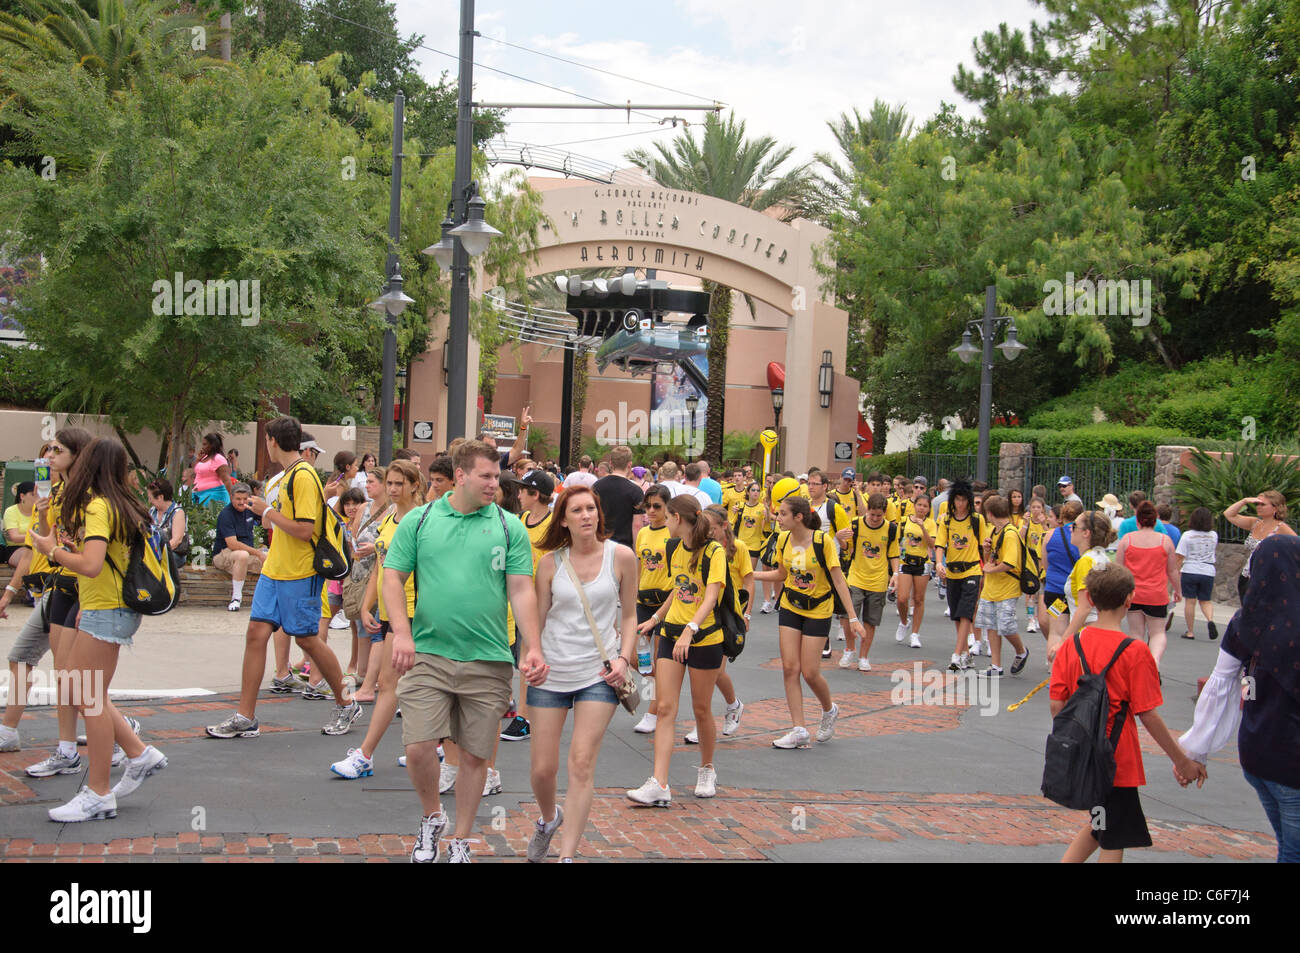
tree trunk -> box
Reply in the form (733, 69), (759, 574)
(703, 279), (731, 465)
(869, 311), (889, 452)
(164, 401), (186, 488)
(569, 346), (589, 468)
(114, 425), (145, 472)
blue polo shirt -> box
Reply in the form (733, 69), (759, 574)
(384, 496), (532, 663)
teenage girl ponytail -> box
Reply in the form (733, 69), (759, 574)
(667, 495), (712, 573)
(705, 504), (737, 561)
(784, 495), (821, 532)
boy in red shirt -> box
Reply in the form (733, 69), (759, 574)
(1049, 563), (1206, 862)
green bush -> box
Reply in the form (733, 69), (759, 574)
(1036, 425), (1202, 458)
(1148, 389), (1265, 441)
(1027, 407), (1093, 430)
(860, 451), (908, 476)
(917, 427), (1048, 456)
(527, 425), (556, 463)
(1174, 443), (1300, 530)
(722, 429), (761, 470)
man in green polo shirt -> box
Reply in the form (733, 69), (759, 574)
(385, 440), (548, 864)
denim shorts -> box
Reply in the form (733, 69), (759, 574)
(81, 608), (142, 646)
(1181, 572), (1215, 602)
(975, 596), (1020, 636)
(250, 574), (324, 637)
(527, 679), (619, 709)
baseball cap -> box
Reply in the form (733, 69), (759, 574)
(798, 473), (808, 481)
(841, 467), (856, 480)
(1058, 475), (1073, 486)
(913, 475), (928, 487)
(300, 439), (324, 456)
(520, 469), (555, 496)
(631, 466), (647, 479)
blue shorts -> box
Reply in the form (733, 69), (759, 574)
(81, 608), (142, 646)
(250, 575), (324, 637)
(527, 679), (619, 709)
(194, 486), (231, 507)
(1181, 572), (1215, 602)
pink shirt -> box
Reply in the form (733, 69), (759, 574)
(194, 454), (228, 492)
(1124, 538), (1171, 605)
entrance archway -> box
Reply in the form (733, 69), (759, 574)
(407, 177), (859, 472)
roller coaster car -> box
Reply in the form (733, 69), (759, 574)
(595, 322), (708, 375)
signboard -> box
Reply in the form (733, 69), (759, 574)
(411, 420), (435, 443)
(833, 441), (853, 462)
(482, 413), (516, 440)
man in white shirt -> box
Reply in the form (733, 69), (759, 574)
(658, 461), (711, 507)
(562, 455), (598, 490)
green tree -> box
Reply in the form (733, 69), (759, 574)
(626, 112), (818, 463)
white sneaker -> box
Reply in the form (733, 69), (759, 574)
(838, 650), (858, 669)
(329, 610), (349, 630)
(772, 726), (811, 749)
(1026, 617), (1040, 633)
(111, 746), (167, 798)
(447, 837), (476, 863)
(439, 763), (458, 794)
(836, 629), (845, 642)
(330, 747), (374, 780)
(49, 786), (117, 822)
(968, 633), (979, 655)
(483, 767), (502, 796)
(816, 703), (840, 743)
(909, 633), (922, 648)
(684, 727), (699, 744)
(111, 745), (125, 767)
(227, 599), (241, 612)
(695, 764), (717, 798)
(626, 776), (672, 807)
(722, 700), (744, 736)
(980, 638), (991, 657)
(895, 621), (908, 642)
(397, 754), (407, 767)
(858, 657), (872, 672)
(760, 599), (775, 614)
(411, 810), (448, 863)
(959, 652), (971, 671)
(944, 606), (951, 617)
(633, 712), (657, 734)
(0, 724), (19, 751)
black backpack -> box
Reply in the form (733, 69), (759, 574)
(994, 524), (1041, 595)
(665, 538), (746, 662)
(1041, 634), (1133, 811)
(282, 462), (353, 580)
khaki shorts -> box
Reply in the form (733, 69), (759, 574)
(213, 548), (266, 574)
(397, 655), (513, 760)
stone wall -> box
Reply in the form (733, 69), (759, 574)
(1216, 542), (1247, 607)
(1153, 444), (1193, 520)
(997, 442), (1034, 495)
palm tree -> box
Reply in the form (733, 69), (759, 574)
(626, 112), (818, 464)
(812, 100), (912, 451)
(0, 0), (205, 91)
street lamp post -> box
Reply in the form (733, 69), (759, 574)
(771, 386), (784, 471)
(951, 285), (1027, 483)
(685, 393), (699, 452)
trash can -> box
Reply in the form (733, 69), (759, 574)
(2, 460), (37, 511)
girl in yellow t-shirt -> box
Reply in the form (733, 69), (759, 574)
(892, 494), (936, 647)
(29, 437), (165, 821)
(690, 505), (753, 744)
(733, 483), (770, 559)
(330, 459), (422, 780)
(753, 496), (863, 750)
(631, 484), (673, 734)
(631, 495), (725, 806)
(1020, 496), (1049, 636)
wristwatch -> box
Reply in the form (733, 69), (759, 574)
(686, 621), (700, 633)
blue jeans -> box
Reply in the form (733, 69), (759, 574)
(1243, 770), (1300, 863)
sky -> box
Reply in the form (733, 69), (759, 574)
(390, 0), (1044, 177)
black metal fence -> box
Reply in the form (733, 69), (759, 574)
(904, 451), (1155, 507)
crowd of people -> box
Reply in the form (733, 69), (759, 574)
(0, 419), (1295, 863)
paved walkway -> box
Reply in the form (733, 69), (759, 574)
(0, 597), (1274, 862)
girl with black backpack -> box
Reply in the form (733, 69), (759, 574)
(30, 438), (167, 822)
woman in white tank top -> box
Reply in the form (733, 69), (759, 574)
(526, 486), (639, 863)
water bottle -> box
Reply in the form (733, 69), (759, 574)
(637, 636), (652, 675)
(34, 458), (51, 499)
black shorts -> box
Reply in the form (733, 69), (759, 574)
(946, 576), (980, 622)
(1091, 786), (1152, 851)
(1130, 602), (1167, 619)
(748, 548), (762, 565)
(654, 633), (723, 670)
(900, 561), (927, 577)
(777, 606), (832, 638)
(1044, 589), (1066, 608)
(47, 584), (79, 630)
(636, 603), (658, 626)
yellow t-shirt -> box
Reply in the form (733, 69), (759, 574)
(636, 524), (672, 599)
(847, 518), (897, 592)
(726, 544), (753, 604)
(734, 502), (769, 552)
(885, 495), (903, 523)
(833, 489), (859, 524)
(936, 513), (983, 580)
(375, 510), (416, 621)
(3, 505), (33, 543)
(78, 496), (132, 611)
(1067, 548), (1110, 613)
(1024, 519), (1048, 565)
(524, 509), (553, 573)
(24, 524), (51, 578)
(778, 530), (840, 620)
(262, 462), (321, 581)
(982, 523), (1024, 602)
(721, 483), (745, 518)
(899, 515), (936, 560)
(665, 539), (726, 645)
(45, 484), (73, 588)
